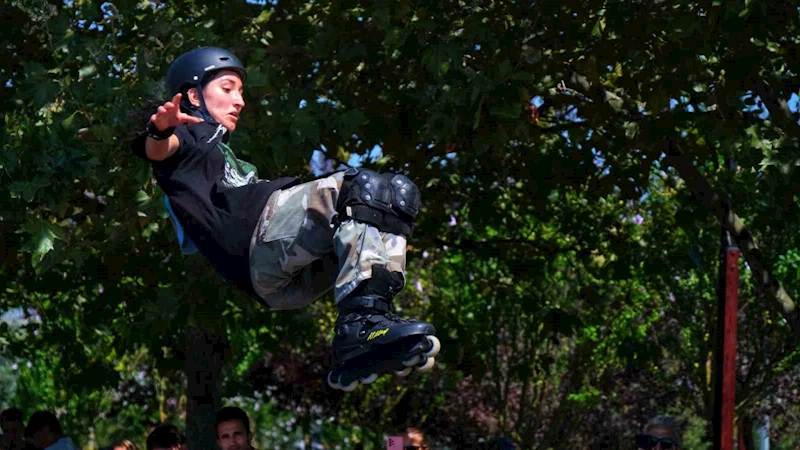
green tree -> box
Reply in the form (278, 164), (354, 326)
(3, 0), (800, 449)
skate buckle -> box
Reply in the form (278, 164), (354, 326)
(339, 295), (391, 313)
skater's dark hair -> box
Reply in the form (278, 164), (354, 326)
(146, 424), (185, 450)
(215, 407), (251, 436)
(0, 408), (23, 422)
(24, 411), (62, 437)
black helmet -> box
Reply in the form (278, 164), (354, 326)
(166, 47), (246, 124)
(166, 46), (246, 96)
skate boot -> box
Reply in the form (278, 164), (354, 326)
(327, 294), (441, 391)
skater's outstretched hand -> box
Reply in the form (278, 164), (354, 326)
(149, 93), (203, 131)
(144, 93), (201, 161)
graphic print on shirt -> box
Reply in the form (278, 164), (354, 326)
(217, 141), (259, 188)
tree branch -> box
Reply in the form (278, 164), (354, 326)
(663, 138), (800, 340)
(556, 67), (800, 339)
(540, 121), (589, 134)
(752, 78), (800, 139)
(428, 237), (578, 255)
(560, 66), (768, 129)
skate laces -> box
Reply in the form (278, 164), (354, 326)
(384, 302), (406, 322)
(338, 305), (407, 325)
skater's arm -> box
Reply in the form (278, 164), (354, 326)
(144, 134), (181, 161)
(139, 93), (203, 162)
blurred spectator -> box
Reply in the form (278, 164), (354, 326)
(214, 407), (253, 450)
(1, 409), (25, 450)
(111, 440), (140, 450)
(400, 427), (428, 450)
(484, 436), (516, 450)
(636, 415), (682, 450)
(145, 425), (186, 450)
(24, 412), (76, 450)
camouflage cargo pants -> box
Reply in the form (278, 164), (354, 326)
(248, 172), (408, 310)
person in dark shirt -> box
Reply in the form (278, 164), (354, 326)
(131, 47), (441, 391)
(1, 408), (25, 450)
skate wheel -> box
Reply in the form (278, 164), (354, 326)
(403, 355), (421, 367)
(416, 356), (435, 373)
(394, 367), (413, 377)
(327, 372), (343, 390)
(340, 379), (359, 392)
(424, 335), (441, 358)
(360, 373), (378, 384)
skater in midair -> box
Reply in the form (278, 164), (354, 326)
(131, 47), (440, 390)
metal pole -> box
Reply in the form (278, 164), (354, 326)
(758, 416), (770, 450)
(713, 158), (739, 450)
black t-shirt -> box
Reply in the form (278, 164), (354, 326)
(131, 122), (299, 296)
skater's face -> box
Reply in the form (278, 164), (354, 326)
(187, 70), (245, 132)
(216, 419), (251, 450)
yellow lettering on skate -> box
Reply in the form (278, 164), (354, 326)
(367, 328), (389, 341)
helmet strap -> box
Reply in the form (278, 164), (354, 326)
(179, 82), (232, 143)
(193, 82), (215, 122)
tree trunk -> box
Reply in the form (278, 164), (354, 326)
(183, 254), (231, 450)
(737, 416), (756, 450)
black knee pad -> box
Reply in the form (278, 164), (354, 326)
(337, 168), (421, 236)
(387, 173), (420, 219)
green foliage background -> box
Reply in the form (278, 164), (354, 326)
(2, 0), (799, 449)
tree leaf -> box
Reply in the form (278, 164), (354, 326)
(591, 17), (606, 37)
(9, 177), (50, 202)
(23, 216), (65, 267)
(79, 65), (97, 80)
(253, 9), (273, 24)
(33, 81), (60, 109)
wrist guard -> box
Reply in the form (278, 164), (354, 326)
(145, 121), (175, 140)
